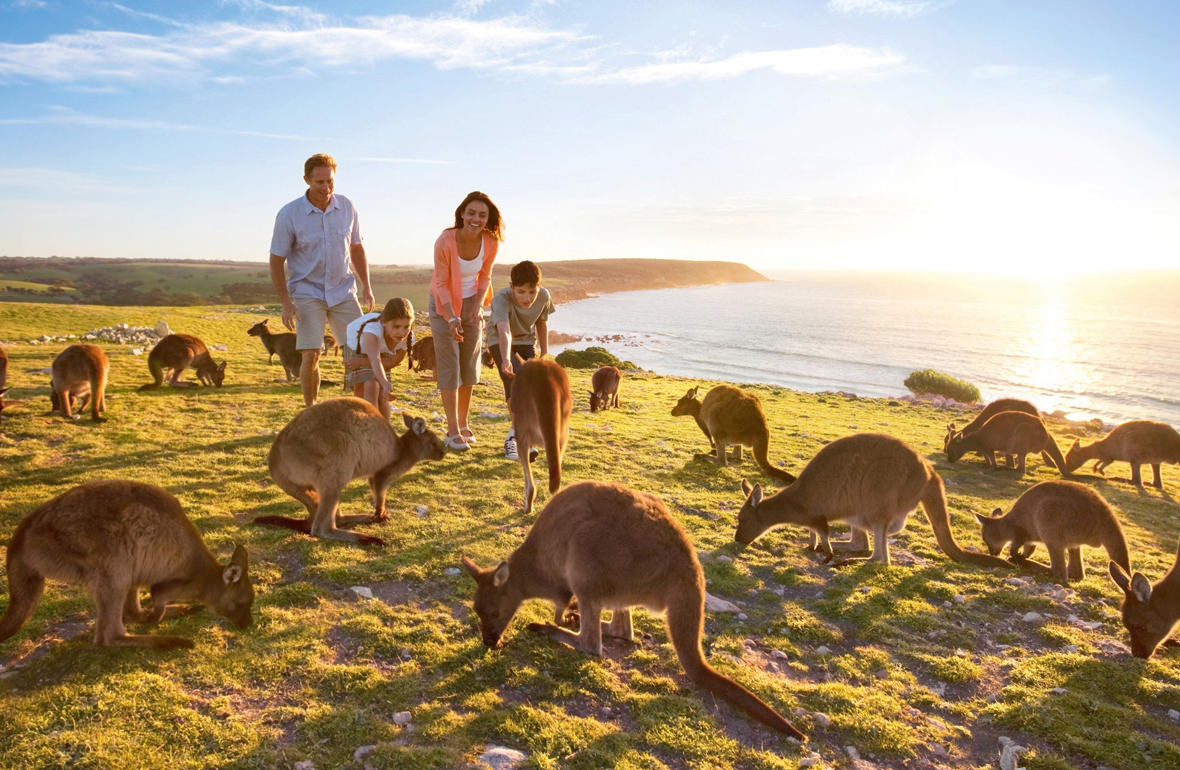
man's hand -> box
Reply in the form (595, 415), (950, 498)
(281, 299), (299, 331)
(360, 286), (375, 313)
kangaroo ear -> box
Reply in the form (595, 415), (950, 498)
(217, 362), (227, 373)
(975, 512), (990, 526)
(493, 561), (510, 587)
(1130, 573), (1153, 603)
(460, 555), (482, 580)
(223, 564), (243, 585)
(1109, 561), (1132, 592)
(1070, 439), (1080, 450)
(991, 507), (1002, 517)
(412, 417), (427, 435)
(231, 544), (249, 569)
(741, 481), (762, 507)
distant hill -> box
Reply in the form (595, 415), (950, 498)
(0, 256), (767, 307)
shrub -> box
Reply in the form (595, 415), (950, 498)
(554, 346), (635, 370)
(904, 369), (980, 403)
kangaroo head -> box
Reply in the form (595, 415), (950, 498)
(589, 390), (604, 413)
(943, 424), (958, 452)
(247, 321), (268, 337)
(401, 412), (446, 462)
(1063, 439), (1084, 472)
(461, 556), (521, 648)
(213, 545), (254, 630)
(0, 386), (7, 415)
(735, 479), (770, 545)
(945, 433), (966, 463)
(1109, 559), (1175, 659)
(670, 387), (700, 417)
(212, 361), (227, 387)
(975, 508), (1009, 556)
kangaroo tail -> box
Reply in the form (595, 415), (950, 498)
(138, 357), (164, 391)
(251, 515), (313, 534)
(666, 583), (806, 740)
(1106, 532), (1132, 574)
(753, 434), (797, 484)
(920, 472), (1012, 569)
(1042, 439), (1071, 477)
(0, 539), (46, 643)
(538, 390), (564, 494)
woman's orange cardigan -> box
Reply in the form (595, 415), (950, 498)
(429, 229), (498, 318)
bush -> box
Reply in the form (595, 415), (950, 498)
(554, 346), (635, 370)
(904, 369), (980, 403)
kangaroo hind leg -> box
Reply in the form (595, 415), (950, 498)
(0, 557), (46, 642)
(605, 608), (634, 642)
(92, 578), (193, 649)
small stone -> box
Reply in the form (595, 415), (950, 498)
(1168, 709), (1179, 721)
(845, 745), (860, 760)
(444, 567), (461, 576)
(737, 612), (748, 621)
(213, 343), (228, 351)
(130, 348), (144, 355)
(1064, 645), (1079, 653)
(954, 594), (966, 604)
(717, 555), (733, 563)
(1000, 740), (1026, 770)
(1021, 611), (1043, 623)
(399, 649), (412, 660)
(350, 586), (374, 599)
(478, 745), (528, 769)
(353, 745), (377, 761)
(294, 762), (315, 770)
(415, 505), (428, 517)
(813, 712), (831, 728)
(815, 645), (832, 655)
(392, 711), (412, 726)
(941, 601), (952, 608)
(704, 593), (741, 613)
(1050, 687), (1067, 695)
(799, 754), (823, 767)
(772, 650), (789, 660)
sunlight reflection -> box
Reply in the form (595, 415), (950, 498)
(1017, 281), (1090, 420)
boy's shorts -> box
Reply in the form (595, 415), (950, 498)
(294, 295), (362, 351)
(489, 343), (536, 401)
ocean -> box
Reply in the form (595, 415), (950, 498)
(548, 271), (1180, 428)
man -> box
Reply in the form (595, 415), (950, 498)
(269, 153), (375, 406)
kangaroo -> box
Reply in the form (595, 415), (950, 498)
(736, 433), (1013, 568)
(671, 385), (796, 484)
(461, 480), (806, 740)
(510, 358), (572, 514)
(409, 335), (437, 377)
(247, 320), (300, 382)
(0, 480), (253, 650)
(323, 331), (339, 356)
(1065, 420), (1180, 490)
(1110, 535), (1180, 658)
(50, 343), (109, 421)
(0, 343), (8, 417)
(589, 365), (622, 412)
(945, 410), (1070, 477)
(975, 481), (1130, 583)
(944, 397), (1051, 468)
(138, 333), (226, 390)
(257, 398), (445, 545)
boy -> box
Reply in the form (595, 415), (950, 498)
(486, 260), (555, 459)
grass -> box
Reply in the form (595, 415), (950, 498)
(2, 301), (1179, 770)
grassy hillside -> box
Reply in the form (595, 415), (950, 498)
(1, 301), (1178, 770)
(0, 257), (767, 308)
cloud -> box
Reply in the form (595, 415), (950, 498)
(0, 111), (317, 140)
(827, 0), (934, 17)
(971, 64), (1111, 90)
(352, 156), (455, 165)
(0, 167), (134, 194)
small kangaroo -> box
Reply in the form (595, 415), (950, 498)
(945, 397), (1051, 469)
(1065, 420), (1180, 490)
(247, 319), (300, 381)
(510, 358), (572, 514)
(736, 433), (1012, 568)
(257, 398), (445, 545)
(0, 343), (8, 417)
(589, 365), (622, 412)
(975, 481), (1130, 583)
(671, 385), (796, 484)
(50, 343), (109, 421)
(945, 410), (1070, 477)
(138, 333), (226, 390)
(1109, 536), (1180, 658)
(0, 480), (253, 650)
(409, 336), (437, 377)
(461, 480), (806, 740)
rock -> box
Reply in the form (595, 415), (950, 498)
(999, 739), (1026, 770)
(353, 745), (377, 761)
(399, 649), (412, 660)
(213, 343), (228, 351)
(1050, 687), (1067, 695)
(704, 593), (741, 613)
(130, 348), (144, 355)
(392, 711), (412, 726)
(415, 505), (428, 517)
(716, 555), (733, 563)
(813, 712), (831, 728)
(1168, 709), (1179, 721)
(845, 745), (861, 760)
(771, 649), (789, 660)
(350, 586), (374, 599)
(953, 594), (966, 604)
(294, 762), (315, 770)
(478, 745), (527, 769)
(444, 567), (461, 576)
(815, 645), (832, 655)
(154, 320), (171, 337)
(1021, 612), (1043, 623)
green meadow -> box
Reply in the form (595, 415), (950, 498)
(1, 301), (1178, 770)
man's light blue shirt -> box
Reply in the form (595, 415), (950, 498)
(270, 192), (362, 306)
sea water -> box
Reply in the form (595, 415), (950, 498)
(548, 271), (1180, 427)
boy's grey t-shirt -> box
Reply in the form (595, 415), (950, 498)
(485, 286), (554, 347)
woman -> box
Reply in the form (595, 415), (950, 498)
(342, 297), (414, 420)
(429, 191), (502, 451)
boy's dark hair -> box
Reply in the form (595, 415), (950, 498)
(510, 260), (541, 286)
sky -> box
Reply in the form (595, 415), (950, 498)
(1, 0), (1178, 274)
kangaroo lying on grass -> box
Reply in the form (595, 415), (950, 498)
(589, 365), (622, 412)
(1065, 420), (1180, 490)
(461, 480), (806, 740)
(736, 433), (1013, 568)
(0, 480), (253, 650)
(976, 481), (1130, 583)
(945, 397), (1051, 468)
(50, 343), (109, 421)
(510, 358), (572, 514)
(1109, 536), (1180, 659)
(945, 410), (1069, 477)
(671, 385), (796, 484)
(138, 333), (226, 390)
(247, 320), (300, 382)
(257, 398), (445, 545)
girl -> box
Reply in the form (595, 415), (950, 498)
(428, 191), (502, 451)
(343, 297), (414, 419)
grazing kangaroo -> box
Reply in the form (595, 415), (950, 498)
(0, 343), (8, 417)
(50, 343), (109, 421)
(0, 480), (253, 650)
(257, 398), (445, 545)
(247, 320), (300, 382)
(975, 481), (1130, 583)
(589, 365), (622, 412)
(1065, 420), (1180, 490)
(461, 481), (806, 740)
(1109, 536), (1180, 658)
(409, 336), (437, 377)
(671, 385), (796, 484)
(945, 411), (1070, 477)
(138, 333), (226, 390)
(736, 433), (1012, 568)
(945, 397), (1051, 468)
(510, 358), (572, 514)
